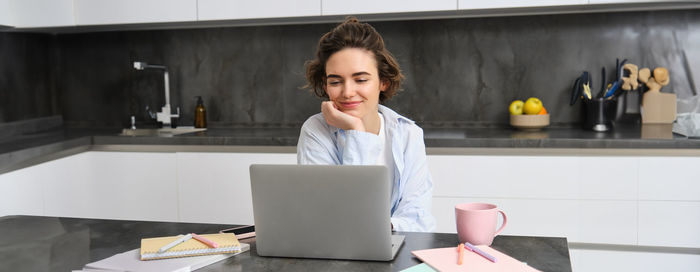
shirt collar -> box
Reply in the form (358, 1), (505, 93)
(378, 104), (415, 127)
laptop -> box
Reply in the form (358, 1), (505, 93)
(249, 164), (405, 261)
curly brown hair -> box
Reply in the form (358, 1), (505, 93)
(304, 17), (404, 103)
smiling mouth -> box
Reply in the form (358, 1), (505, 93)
(338, 101), (362, 109)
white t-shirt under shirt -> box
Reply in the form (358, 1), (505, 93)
(376, 113), (395, 185)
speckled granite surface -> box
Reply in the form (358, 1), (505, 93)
(0, 216), (572, 272)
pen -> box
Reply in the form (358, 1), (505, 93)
(457, 243), (464, 265)
(158, 234), (192, 253)
(464, 242), (497, 263)
(191, 233), (218, 248)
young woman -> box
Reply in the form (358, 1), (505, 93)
(297, 17), (435, 232)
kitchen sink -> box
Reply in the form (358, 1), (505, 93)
(119, 127), (206, 136)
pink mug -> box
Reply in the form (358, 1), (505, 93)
(455, 203), (507, 246)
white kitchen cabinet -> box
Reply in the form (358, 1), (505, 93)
(636, 156), (700, 248)
(458, 0), (587, 9)
(0, 0), (13, 26)
(570, 247), (700, 272)
(176, 152), (296, 225)
(41, 152), (179, 222)
(638, 157), (700, 201)
(74, 0), (197, 26)
(638, 201), (700, 248)
(432, 197), (638, 245)
(198, 0), (320, 21)
(428, 154), (700, 248)
(0, 159), (46, 217)
(322, 0), (455, 15)
(0, 152), (179, 221)
(429, 155), (637, 200)
(429, 154), (639, 245)
(5, 0), (74, 28)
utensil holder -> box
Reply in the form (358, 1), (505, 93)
(583, 98), (617, 132)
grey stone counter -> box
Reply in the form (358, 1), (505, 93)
(0, 215), (572, 272)
(2, 125), (700, 174)
(94, 125), (700, 148)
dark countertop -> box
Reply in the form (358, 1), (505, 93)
(2, 124), (699, 174)
(0, 215), (572, 272)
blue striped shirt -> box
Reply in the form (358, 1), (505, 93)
(297, 105), (436, 232)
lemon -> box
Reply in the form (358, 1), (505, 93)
(509, 100), (524, 115)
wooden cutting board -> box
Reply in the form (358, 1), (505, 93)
(642, 91), (677, 124)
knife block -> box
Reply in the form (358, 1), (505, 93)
(641, 91), (677, 124)
(614, 89), (642, 124)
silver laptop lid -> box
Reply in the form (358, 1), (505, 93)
(250, 164), (395, 261)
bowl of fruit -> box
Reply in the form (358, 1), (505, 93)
(509, 97), (549, 130)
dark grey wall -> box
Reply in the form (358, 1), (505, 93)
(0, 32), (54, 123)
(5, 9), (700, 128)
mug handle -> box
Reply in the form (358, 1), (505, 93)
(494, 210), (507, 236)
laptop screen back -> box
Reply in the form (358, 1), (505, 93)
(250, 164), (394, 261)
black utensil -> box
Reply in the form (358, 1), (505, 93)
(571, 76), (582, 105)
(597, 67), (606, 98)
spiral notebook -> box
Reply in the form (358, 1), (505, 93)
(140, 233), (242, 260)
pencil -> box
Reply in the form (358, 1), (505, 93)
(191, 233), (219, 248)
(458, 243), (464, 265)
(464, 242), (497, 263)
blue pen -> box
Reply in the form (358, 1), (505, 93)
(603, 81), (620, 98)
(464, 242), (497, 263)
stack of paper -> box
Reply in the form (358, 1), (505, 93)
(75, 243), (249, 272)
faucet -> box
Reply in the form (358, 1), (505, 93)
(133, 61), (180, 126)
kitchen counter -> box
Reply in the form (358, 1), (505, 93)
(0, 215), (572, 272)
(2, 124), (700, 174)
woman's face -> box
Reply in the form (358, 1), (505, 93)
(324, 48), (386, 120)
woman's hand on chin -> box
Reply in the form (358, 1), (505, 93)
(321, 101), (365, 132)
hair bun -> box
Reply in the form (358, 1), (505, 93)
(343, 16), (360, 24)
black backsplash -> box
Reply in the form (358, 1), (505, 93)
(0, 32), (54, 123)
(2, 9), (699, 128)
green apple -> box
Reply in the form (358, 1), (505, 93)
(523, 97), (543, 115)
(509, 100), (524, 115)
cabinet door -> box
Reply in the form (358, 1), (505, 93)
(322, 0), (455, 15)
(198, 0), (320, 21)
(428, 155), (637, 200)
(428, 154), (639, 245)
(0, 0), (13, 26)
(74, 0), (197, 25)
(176, 152), (296, 225)
(459, 0), (587, 9)
(432, 197), (638, 245)
(0, 161), (46, 217)
(638, 201), (700, 248)
(429, 155), (579, 199)
(638, 157), (700, 201)
(41, 152), (179, 222)
(7, 0), (74, 27)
